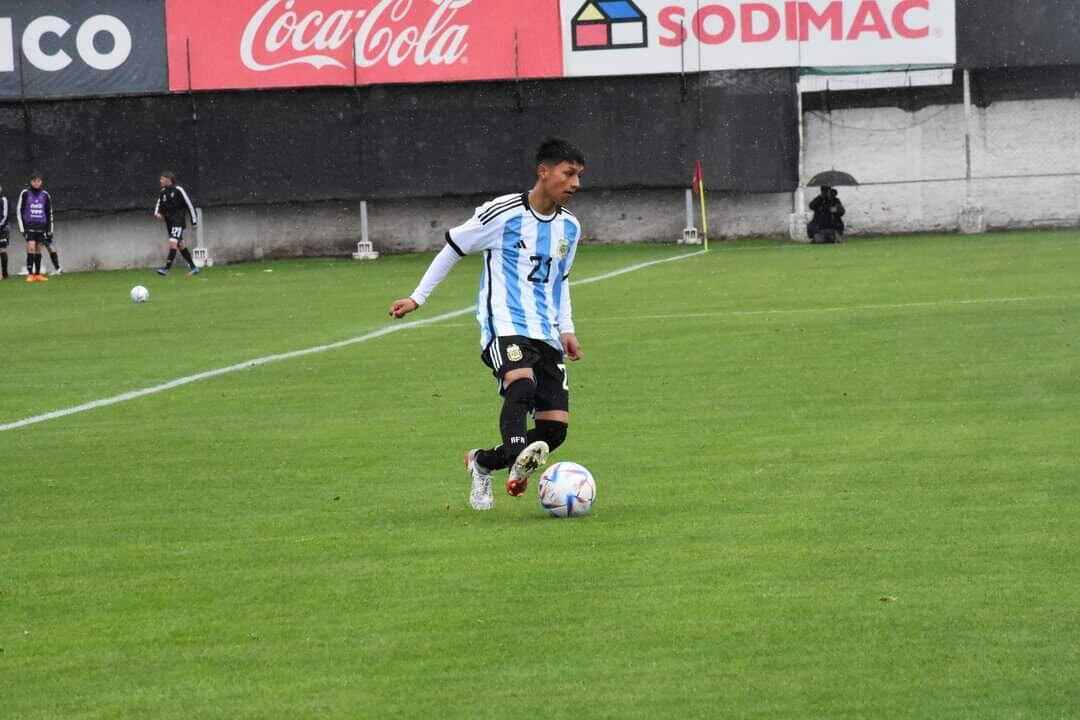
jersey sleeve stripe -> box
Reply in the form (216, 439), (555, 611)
(445, 230), (466, 257)
(479, 197), (521, 225)
(480, 203), (525, 226)
(177, 186), (198, 223)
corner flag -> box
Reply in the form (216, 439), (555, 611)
(692, 160), (708, 250)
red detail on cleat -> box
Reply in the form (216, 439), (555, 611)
(506, 478), (528, 497)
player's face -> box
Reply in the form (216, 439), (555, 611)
(30, 178), (43, 190)
(160, 176), (173, 188)
(541, 161), (584, 204)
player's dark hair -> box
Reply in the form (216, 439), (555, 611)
(536, 138), (585, 167)
(29, 171), (43, 182)
(160, 170), (176, 182)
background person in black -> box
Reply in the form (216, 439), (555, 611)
(17, 173), (56, 281)
(807, 186), (846, 244)
(0, 183), (9, 279)
(154, 171), (200, 276)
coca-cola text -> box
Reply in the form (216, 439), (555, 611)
(240, 0), (470, 72)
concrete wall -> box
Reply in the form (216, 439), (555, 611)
(802, 96), (1080, 234)
(27, 95), (1080, 272)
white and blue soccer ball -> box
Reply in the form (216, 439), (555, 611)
(130, 285), (149, 304)
(538, 462), (596, 518)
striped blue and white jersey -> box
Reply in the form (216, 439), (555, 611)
(448, 193), (581, 351)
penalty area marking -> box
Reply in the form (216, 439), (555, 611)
(0, 250), (709, 433)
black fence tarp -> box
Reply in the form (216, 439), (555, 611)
(957, 0), (1080, 69)
(0, 71), (798, 212)
(802, 66), (1080, 113)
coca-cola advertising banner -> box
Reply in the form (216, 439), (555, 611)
(166, 0), (563, 91)
(561, 0), (956, 77)
(1, 0), (167, 99)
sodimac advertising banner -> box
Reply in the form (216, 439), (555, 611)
(560, 0), (956, 77)
(166, 0), (564, 91)
(0, 0), (167, 99)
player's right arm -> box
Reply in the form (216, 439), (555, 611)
(154, 193), (162, 220)
(389, 199), (506, 318)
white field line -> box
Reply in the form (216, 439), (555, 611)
(0, 250), (708, 433)
(431, 295), (1075, 329)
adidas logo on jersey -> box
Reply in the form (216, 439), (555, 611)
(516, 240), (527, 249)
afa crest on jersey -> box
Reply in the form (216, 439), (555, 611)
(558, 240), (570, 259)
(507, 344), (524, 362)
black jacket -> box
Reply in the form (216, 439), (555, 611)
(809, 193), (845, 235)
(155, 185), (197, 228)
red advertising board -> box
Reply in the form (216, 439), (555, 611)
(166, 0), (564, 91)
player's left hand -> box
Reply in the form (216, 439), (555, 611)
(561, 333), (582, 361)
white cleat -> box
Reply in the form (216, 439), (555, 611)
(506, 440), (549, 497)
(465, 449), (494, 511)
(49, 268), (62, 276)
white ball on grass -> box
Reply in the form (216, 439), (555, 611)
(538, 462), (597, 518)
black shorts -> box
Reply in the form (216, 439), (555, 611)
(482, 335), (569, 413)
(167, 225), (186, 242)
(24, 230), (47, 244)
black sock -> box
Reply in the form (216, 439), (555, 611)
(477, 421), (568, 472)
(528, 420), (568, 453)
(1, 253), (7, 277)
(476, 445), (508, 471)
(179, 247), (196, 269)
(34, 253), (42, 275)
(164, 248), (177, 269)
(477, 378), (536, 470)
(49, 251), (59, 270)
(26, 255), (33, 273)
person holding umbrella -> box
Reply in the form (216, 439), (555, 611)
(806, 170), (855, 244)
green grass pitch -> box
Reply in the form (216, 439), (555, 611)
(1, 232), (1078, 719)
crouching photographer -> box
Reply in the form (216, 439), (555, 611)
(807, 186), (845, 244)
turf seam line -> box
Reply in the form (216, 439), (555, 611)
(0, 250), (708, 433)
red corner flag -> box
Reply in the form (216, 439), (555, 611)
(692, 160), (704, 194)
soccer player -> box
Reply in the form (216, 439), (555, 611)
(389, 139), (585, 511)
(0, 184), (9, 280)
(17, 173), (54, 282)
(154, 171), (200, 276)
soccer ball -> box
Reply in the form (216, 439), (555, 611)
(130, 285), (149, 303)
(538, 462), (596, 518)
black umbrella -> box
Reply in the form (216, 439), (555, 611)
(808, 170), (859, 187)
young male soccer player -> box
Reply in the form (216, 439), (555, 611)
(17, 174), (55, 282)
(389, 139), (585, 510)
(154, 171), (200, 276)
(0, 184), (10, 279)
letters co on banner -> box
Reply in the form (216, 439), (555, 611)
(0, 0), (167, 99)
(166, 0), (563, 91)
(561, 0), (956, 77)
